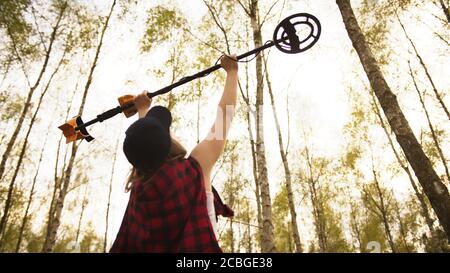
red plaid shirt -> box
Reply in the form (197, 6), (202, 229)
(110, 156), (233, 253)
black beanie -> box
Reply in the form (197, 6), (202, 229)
(123, 106), (172, 170)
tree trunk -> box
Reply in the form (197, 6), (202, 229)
(0, 3), (67, 181)
(438, 0), (450, 23)
(372, 168), (397, 253)
(74, 185), (89, 248)
(393, 196), (412, 253)
(408, 63), (450, 183)
(248, 0), (276, 253)
(397, 15), (450, 120)
(43, 121), (69, 250)
(229, 160), (235, 253)
(42, 143), (78, 253)
(43, 54), (82, 248)
(15, 124), (51, 252)
(309, 180), (327, 252)
(370, 90), (436, 233)
(0, 47), (67, 244)
(305, 146), (327, 252)
(264, 57), (302, 253)
(337, 0), (450, 241)
(246, 203), (252, 253)
(350, 205), (363, 252)
(243, 76), (262, 233)
(104, 136), (120, 252)
(41, 0), (117, 252)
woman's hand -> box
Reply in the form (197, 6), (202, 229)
(134, 91), (152, 118)
(220, 54), (238, 73)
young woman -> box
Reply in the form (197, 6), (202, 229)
(110, 54), (238, 253)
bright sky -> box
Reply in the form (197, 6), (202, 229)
(2, 0), (448, 251)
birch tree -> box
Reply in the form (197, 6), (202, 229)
(336, 0), (450, 241)
(42, 0), (117, 252)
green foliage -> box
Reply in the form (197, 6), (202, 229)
(358, 0), (392, 66)
(235, 198), (255, 253)
(50, 0), (68, 13)
(220, 228), (233, 252)
(48, 1), (102, 53)
(420, 128), (448, 168)
(300, 152), (351, 253)
(79, 223), (103, 253)
(27, 222), (103, 253)
(0, 0), (39, 62)
(25, 228), (46, 253)
(361, 182), (394, 222)
(70, 6), (101, 51)
(313, 188), (351, 252)
(0, 187), (34, 252)
(423, 229), (450, 253)
(0, 0), (30, 30)
(219, 142), (253, 253)
(141, 5), (186, 52)
(341, 146), (362, 170)
(393, 198), (420, 252)
(116, 0), (139, 20)
(359, 215), (389, 252)
(360, 180), (408, 253)
(358, 0), (423, 66)
(0, 91), (25, 122)
(273, 187), (294, 252)
(343, 104), (369, 141)
(322, 204), (352, 252)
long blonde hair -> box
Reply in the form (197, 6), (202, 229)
(125, 137), (187, 192)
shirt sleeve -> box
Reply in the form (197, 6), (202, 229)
(212, 186), (234, 220)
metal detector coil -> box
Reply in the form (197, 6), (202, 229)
(273, 13), (321, 54)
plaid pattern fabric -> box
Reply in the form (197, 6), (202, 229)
(110, 156), (234, 253)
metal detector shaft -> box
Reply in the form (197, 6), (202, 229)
(147, 40), (275, 98)
(75, 105), (125, 130)
(75, 41), (276, 131)
(64, 13), (322, 142)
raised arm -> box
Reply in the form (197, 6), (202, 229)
(191, 55), (238, 190)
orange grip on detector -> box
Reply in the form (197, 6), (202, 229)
(118, 94), (136, 118)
